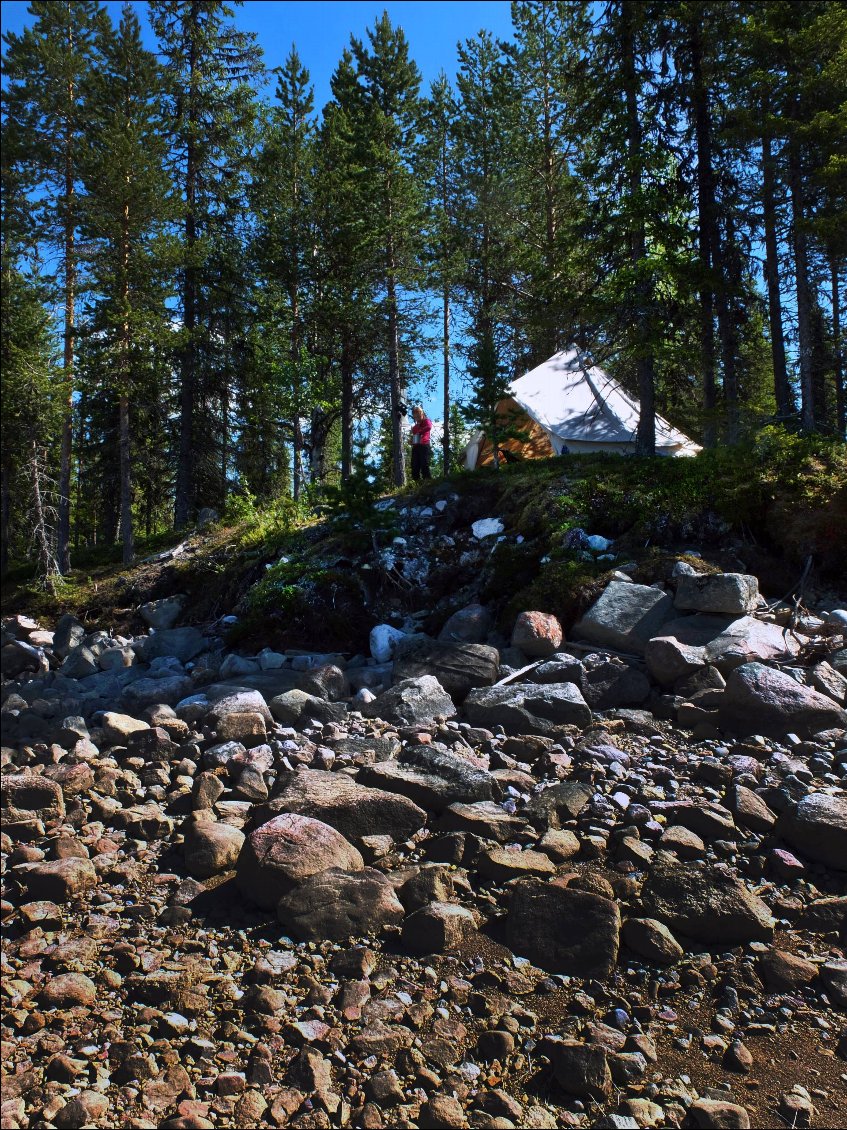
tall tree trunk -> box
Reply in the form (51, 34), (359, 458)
(442, 282), (450, 472)
(1, 460), (10, 576)
(832, 258), (845, 438)
(174, 19), (198, 528)
(387, 224), (405, 487)
(689, 15), (717, 447)
(119, 393), (133, 565)
(719, 220), (741, 443)
(29, 437), (58, 592)
(761, 130), (793, 421)
(119, 205), (134, 566)
(340, 342), (354, 479)
(622, 5), (655, 455)
(788, 134), (815, 432)
(58, 93), (75, 574)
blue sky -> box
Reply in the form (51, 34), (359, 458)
(1, 1), (514, 110)
(2, 0), (516, 423)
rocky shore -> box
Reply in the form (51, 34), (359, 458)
(2, 504), (846, 1130)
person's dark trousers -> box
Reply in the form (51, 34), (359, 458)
(411, 444), (431, 480)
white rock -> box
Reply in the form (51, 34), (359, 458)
(435, 500), (448, 512)
(586, 534), (613, 551)
(258, 648), (287, 670)
(370, 624), (407, 664)
(352, 688), (377, 707)
(472, 518), (504, 539)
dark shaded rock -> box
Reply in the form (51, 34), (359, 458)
(402, 901), (476, 954)
(464, 682), (591, 736)
(522, 781), (592, 831)
(622, 918), (684, 965)
(675, 573), (759, 615)
(392, 637), (499, 703)
(505, 880), (620, 978)
(579, 661), (651, 709)
(2, 774), (65, 823)
(548, 1040), (611, 1099)
(269, 689), (347, 726)
(438, 801), (532, 843)
(638, 862), (774, 944)
(776, 793), (847, 871)
(277, 867), (404, 941)
(254, 767), (426, 842)
(142, 626), (205, 664)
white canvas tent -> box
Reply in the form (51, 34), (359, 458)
(463, 347), (701, 468)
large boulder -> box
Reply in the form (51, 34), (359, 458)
(638, 862), (775, 944)
(2, 775), (65, 824)
(674, 572), (760, 615)
(21, 858), (97, 903)
(204, 685), (274, 725)
(719, 662), (847, 738)
(438, 801), (533, 843)
(139, 595), (185, 630)
(183, 814), (246, 880)
(463, 682), (591, 735)
(644, 636), (707, 686)
(579, 660), (651, 709)
(360, 756), (500, 814)
(402, 901), (477, 954)
(438, 604), (492, 644)
(123, 675), (194, 709)
(522, 781), (593, 831)
(505, 880), (620, 978)
(252, 767), (427, 842)
(392, 637), (499, 703)
(573, 582), (675, 655)
(269, 689), (347, 726)
(142, 627), (205, 664)
(776, 794), (847, 871)
(237, 813), (364, 909)
(511, 612), (563, 658)
(277, 867), (404, 941)
(362, 675), (456, 726)
(53, 614), (86, 658)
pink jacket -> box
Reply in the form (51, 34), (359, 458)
(411, 416), (432, 445)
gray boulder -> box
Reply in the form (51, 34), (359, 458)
(53, 614), (86, 658)
(142, 626), (205, 664)
(392, 637), (499, 703)
(674, 572), (760, 615)
(777, 794), (847, 871)
(438, 604), (492, 644)
(60, 646), (99, 679)
(360, 756), (500, 814)
(645, 636), (707, 686)
(123, 675), (194, 710)
(138, 595), (185, 630)
(269, 689), (347, 726)
(573, 582), (675, 655)
(464, 682), (591, 735)
(638, 862), (774, 944)
(252, 767), (427, 842)
(505, 880), (621, 978)
(277, 867), (404, 941)
(362, 675), (456, 726)
(204, 685), (274, 725)
(719, 662), (847, 738)
(579, 660), (651, 709)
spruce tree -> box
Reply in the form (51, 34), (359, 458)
(149, 0), (263, 527)
(350, 13), (423, 488)
(3, 0), (109, 571)
(418, 72), (463, 472)
(79, 4), (175, 564)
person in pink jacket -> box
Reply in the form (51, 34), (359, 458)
(409, 405), (433, 481)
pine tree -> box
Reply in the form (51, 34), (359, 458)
(506, 0), (591, 363)
(252, 47), (316, 498)
(350, 13), (424, 488)
(418, 72), (463, 472)
(3, 0), (109, 571)
(150, 0), (263, 527)
(79, 4), (176, 564)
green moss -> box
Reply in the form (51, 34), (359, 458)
(501, 557), (609, 635)
(480, 541), (545, 603)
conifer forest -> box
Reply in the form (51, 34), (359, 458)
(2, 1), (845, 578)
